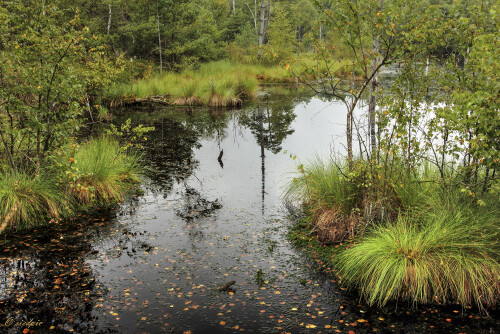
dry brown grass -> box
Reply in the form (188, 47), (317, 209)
(172, 96), (203, 106)
(207, 94), (242, 108)
(310, 206), (365, 243)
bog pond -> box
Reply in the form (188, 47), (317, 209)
(0, 87), (498, 333)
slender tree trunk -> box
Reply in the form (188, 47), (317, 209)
(243, 1), (257, 30)
(368, 45), (378, 156)
(107, 4), (112, 34)
(368, 0), (383, 157)
(264, 0), (270, 36)
(156, 0), (162, 73)
(0, 126), (16, 172)
(257, 0), (267, 60)
(347, 64), (355, 165)
(232, 0), (236, 12)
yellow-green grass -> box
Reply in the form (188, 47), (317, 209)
(107, 57), (353, 107)
(65, 136), (141, 206)
(108, 61), (262, 106)
(0, 137), (142, 234)
(286, 156), (499, 310)
(336, 206), (500, 310)
(0, 169), (63, 233)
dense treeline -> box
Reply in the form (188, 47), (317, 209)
(62, 0), (321, 70)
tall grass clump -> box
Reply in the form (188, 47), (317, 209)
(336, 204), (500, 310)
(107, 60), (293, 106)
(206, 77), (243, 107)
(285, 158), (367, 242)
(285, 158), (360, 213)
(0, 170), (63, 233)
(236, 76), (258, 98)
(285, 157), (453, 243)
(65, 136), (141, 205)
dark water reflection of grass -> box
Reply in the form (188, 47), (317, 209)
(0, 87), (498, 333)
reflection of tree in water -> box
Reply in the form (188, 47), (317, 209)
(176, 185), (223, 245)
(132, 110), (227, 242)
(143, 117), (201, 194)
(0, 215), (125, 333)
(136, 109), (233, 195)
(239, 102), (296, 154)
(239, 99), (297, 213)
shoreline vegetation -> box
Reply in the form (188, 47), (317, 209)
(285, 158), (499, 311)
(106, 58), (356, 108)
(0, 136), (142, 235)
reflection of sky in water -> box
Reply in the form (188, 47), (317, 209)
(191, 97), (359, 215)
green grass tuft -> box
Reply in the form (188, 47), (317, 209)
(285, 157), (360, 215)
(336, 204), (500, 310)
(0, 170), (63, 232)
(65, 136), (141, 206)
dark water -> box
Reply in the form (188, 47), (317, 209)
(0, 87), (498, 333)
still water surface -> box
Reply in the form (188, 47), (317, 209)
(0, 88), (497, 333)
